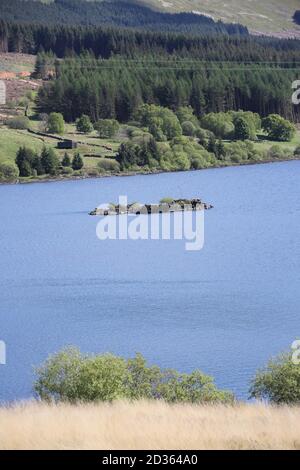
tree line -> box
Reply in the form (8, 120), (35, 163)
(0, 18), (300, 60)
(36, 56), (300, 123)
(34, 346), (300, 405)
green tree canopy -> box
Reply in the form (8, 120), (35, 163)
(0, 162), (19, 181)
(76, 114), (93, 134)
(41, 147), (60, 175)
(94, 119), (119, 138)
(47, 112), (65, 135)
(234, 116), (252, 140)
(250, 351), (300, 404)
(201, 113), (234, 139)
(34, 347), (234, 404)
(262, 114), (296, 142)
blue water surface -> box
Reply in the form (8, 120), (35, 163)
(0, 161), (299, 401)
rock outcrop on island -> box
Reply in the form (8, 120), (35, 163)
(89, 199), (213, 216)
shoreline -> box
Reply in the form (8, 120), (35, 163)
(1, 155), (300, 186)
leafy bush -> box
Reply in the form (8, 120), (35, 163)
(250, 352), (300, 404)
(267, 145), (290, 160)
(176, 106), (199, 127)
(0, 162), (19, 181)
(201, 113), (234, 139)
(225, 141), (264, 163)
(94, 119), (119, 138)
(47, 112), (65, 135)
(181, 121), (196, 136)
(294, 145), (300, 156)
(262, 114), (296, 142)
(136, 104), (182, 141)
(76, 114), (93, 134)
(34, 348), (235, 404)
(97, 158), (120, 172)
(6, 116), (31, 130)
(61, 166), (73, 175)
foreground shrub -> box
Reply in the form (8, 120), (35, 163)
(34, 348), (235, 404)
(250, 351), (300, 404)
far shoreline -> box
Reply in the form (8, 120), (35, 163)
(1, 155), (300, 187)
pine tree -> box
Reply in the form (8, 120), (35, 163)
(76, 115), (93, 134)
(41, 147), (59, 175)
(72, 153), (84, 171)
(62, 153), (71, 167)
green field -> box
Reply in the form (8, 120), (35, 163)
(0, 121), (122, 174)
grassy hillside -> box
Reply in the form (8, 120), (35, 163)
(22, 0), (300, 35)
(136, 0), (300, 35)
(0, 123), (120, 173)
(1, 401), (300, 449)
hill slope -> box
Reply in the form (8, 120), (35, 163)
(135, 0), (300, 36)
(20, 0), (300, 36)
(0, 0), (248, 35)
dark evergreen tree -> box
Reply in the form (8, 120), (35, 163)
(41, 147), (60, 175)
(62, 153), (71, 167)
(72, 153), (84, 170)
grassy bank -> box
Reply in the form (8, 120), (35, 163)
(0, 401), (300, 450)
(1, 124), (300, 185)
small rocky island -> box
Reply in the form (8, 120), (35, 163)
(89, 198), (213, 216)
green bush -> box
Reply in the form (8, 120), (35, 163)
(225, 141), (263, 163)
(34, 348), (235, 404)
(176, 106), (199, 126)
(267, 145), (290, 160)
(94, 119), (119, 139)
(181, 121), (197, 136)
(76, 114), (93, 134)
(97, 158), (120, 172)
(294, 145), (300, 156)
(61, 166), (73, 175)
(136, 104), (182, 141)
(0, 162), (19, 181)
(6, 116), (31, 130)
(250, 351), (300, 404)
(262, 114), (296, 142)
(201, 112), (234, 139)
(47, 112), (65, 135)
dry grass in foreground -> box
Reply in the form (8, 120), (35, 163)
(0, 401), (300, 450)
